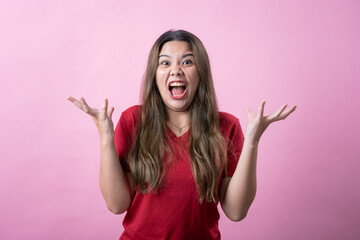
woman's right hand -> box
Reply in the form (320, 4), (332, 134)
(67, 96), (115, 143)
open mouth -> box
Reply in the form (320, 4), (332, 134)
(169, 82), (187, 99)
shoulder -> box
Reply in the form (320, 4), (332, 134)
(219, 111), (239, 124)
(219, 111), (240, 129)
(115, 105), (141, 134)
(218, 111), (243, 138)
(119, 105), (141, 123)
(121, 105), (141, 117)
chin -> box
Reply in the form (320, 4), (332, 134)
(165, 102), (190, 113)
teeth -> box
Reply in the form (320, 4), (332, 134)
(169, 82), (185, 87)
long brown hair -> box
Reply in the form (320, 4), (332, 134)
(128, 30), (227, 203)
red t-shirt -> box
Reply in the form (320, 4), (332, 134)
(114, 105), (244, 240)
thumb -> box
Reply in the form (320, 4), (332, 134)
(246, 106), (254, 119)
(108, 107), (114, 120)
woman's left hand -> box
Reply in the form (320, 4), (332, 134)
(245, 101), (297, 145)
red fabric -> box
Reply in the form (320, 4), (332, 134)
(114, 105), (244, 240)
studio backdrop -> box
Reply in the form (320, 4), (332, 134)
(0, 0), (359, 239)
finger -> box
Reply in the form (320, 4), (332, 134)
(246, 107), (254, 119)
(108, 107), (114, 119)
(277, 105), (297, 120)
(79, 97), (92, 114)
(66, 96), (76, 102)
(67, 96), (84, 110)
(267, 104), (288, 122)
(101, 98), (108, 118)
(257, 100), (266, 120)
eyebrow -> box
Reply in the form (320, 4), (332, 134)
(158, 53), (194, 58)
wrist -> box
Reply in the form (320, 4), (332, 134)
(100, 133), (115, 145)
(244, 137), (259, 148)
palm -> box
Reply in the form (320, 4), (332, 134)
(67, 96), (115, 136)
(246, 101), (296, 144)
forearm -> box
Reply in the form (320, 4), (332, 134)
(99, 136), (132, 214)
(221, 101), (295, 221)
(222, 139), (258, 221)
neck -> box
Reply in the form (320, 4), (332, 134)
(166, 109), (191, 136)
(166, 109), (190, 127)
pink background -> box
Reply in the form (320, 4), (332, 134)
(1, 0), (359, 239)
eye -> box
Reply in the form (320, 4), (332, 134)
(160, 61), (169, 66)
(183, 59), (193, 65)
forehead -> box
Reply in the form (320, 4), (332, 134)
(159, 41), (192, 55)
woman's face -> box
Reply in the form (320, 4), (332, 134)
(156, 41), (200, 113)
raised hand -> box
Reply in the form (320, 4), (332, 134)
(67, 96), (115, 142)
(245, 101), (296, 145)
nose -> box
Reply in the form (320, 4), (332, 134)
(170, 65), (183, 76)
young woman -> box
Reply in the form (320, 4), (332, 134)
(67, 30), (296, 240)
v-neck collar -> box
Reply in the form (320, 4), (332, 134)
(165, 124), (191, 140)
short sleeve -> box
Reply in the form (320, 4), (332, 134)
(219, 112), (245, 178)
(114, 105), (141, 172)
(226, 119), (245, 177)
